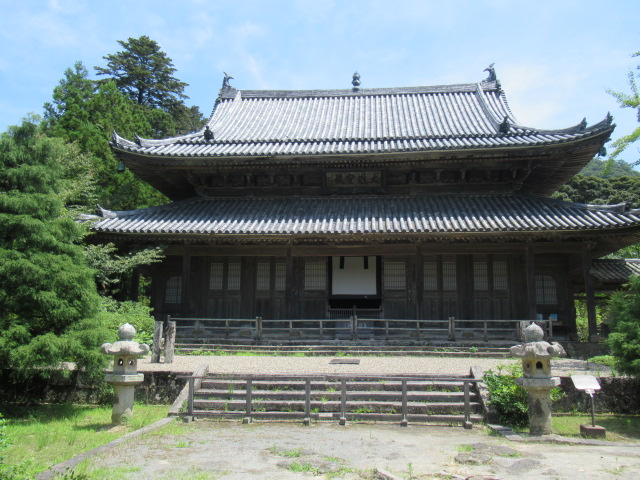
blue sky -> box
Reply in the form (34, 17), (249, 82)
(1, 0), (639, 162)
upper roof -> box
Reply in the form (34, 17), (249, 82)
(112, 76), (614, 159)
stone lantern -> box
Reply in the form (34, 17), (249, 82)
(510, 322), (565, 435)
(101, 323), (150, 424)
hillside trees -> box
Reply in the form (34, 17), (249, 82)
(607, 50), (640, 165)
(44, 36), (207, 211)
(0, 120), (108, 376)
(43, 62), (167, 210)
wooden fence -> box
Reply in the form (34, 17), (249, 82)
(168, 315), (554, 342)
(178, 373), (480, 429)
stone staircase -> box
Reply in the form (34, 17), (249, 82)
(185, 374), (484, 426)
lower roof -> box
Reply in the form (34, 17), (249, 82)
(591, 259), (640, 282)
(87, 194), (640, 240)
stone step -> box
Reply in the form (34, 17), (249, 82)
(187, 410), (484, 424)
(195, 388), (476, 403)
(192, 399), (482, 415)
(199, 379), (469, 392)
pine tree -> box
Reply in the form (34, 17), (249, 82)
(95, 35), (188, 110)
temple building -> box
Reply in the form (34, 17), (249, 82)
(89, 67), (640, 341)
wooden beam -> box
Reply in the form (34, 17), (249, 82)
(285, 247), (294, 319)
(525, 245), (536, 320)
(415, 247), (424, 320)
(181, 243), (191, 314)
(582, 246), (598, 340)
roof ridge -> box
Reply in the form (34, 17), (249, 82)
(219, 82), (497, 100)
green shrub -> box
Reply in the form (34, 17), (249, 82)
(607, 275), (640, 377)
(483, 364), (529, 429)
(587, 355), (617, 370)
(94, 297), (155, 345)
(484, 364), (564, 429)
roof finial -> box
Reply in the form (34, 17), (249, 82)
(204, 125), (214, 141)
(499, 115), (510, 134)
(352, 71), (361, 92)
(222, 72), (234, 89)
(484, 63), (496, 82)
(579, 118), (587, 132)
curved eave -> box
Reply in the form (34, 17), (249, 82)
(111, 124), (614, 162)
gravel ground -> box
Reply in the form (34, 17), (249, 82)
(81, 420), (639, 480)
(138, 355), (612, 377)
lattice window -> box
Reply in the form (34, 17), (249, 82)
(209, 258), (242, 291)
(274, 261), (286, 291)
(474, 256), (489, 291)
(209, 262), (224, 291)
(227, 258), (241, 291)
(305, 259), (326, 291)
(493, 260), (508, 291)
(165, 275), (182, 304)
(442, 256), (457, 291)
(256, 261), (270, 291)
(384, 260), (406, 290)
(536, 274), (557, 305)
(423, 258), (438, 291)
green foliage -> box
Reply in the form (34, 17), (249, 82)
(607, 50), (640, 165)
(0, 411), (29, 480)
(84, 242), (164, 295)
(574, 299), (607, 341)
(94, 297), (155, 345)
(483, 364), (529, 429)
(552, 174), (640, 208)
(0, 120), (109, 377)
(95, 35), (188, 110)
(43, 63), (168, 210)
(587, 355), (617, 370)
(485, 364), (564, 430)
(1, 404), (167, 478)
(607, 275), (640, 377)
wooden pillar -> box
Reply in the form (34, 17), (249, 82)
(582, 246), (598, 340)
(525, 245), (537, 320)
(285, 247), (294, 319)
(181, 243), (191, 315)
(415, 247), (424, 320)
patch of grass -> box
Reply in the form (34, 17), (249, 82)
(268, 444), (303, 457)
(455, 444), (473, 452)
(283, 447), (303, 457)
(552, 414), (640, 442)
(287, 461), (320, 474)
(602, 465), (628, 476)
(353, 407), (373, 414)
(1, 404), (168, 478)
(326, 466), (356, 479)
(323, 456), (343, 463)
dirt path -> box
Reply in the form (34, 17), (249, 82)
(82, 420), (639, 479)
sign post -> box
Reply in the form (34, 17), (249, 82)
(571, 375), (606, 438)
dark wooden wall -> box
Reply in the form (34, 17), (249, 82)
(150, 245), (578, 333)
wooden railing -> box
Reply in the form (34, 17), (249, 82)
(178, 373), (480, 429)
(169, 315), (554, 342)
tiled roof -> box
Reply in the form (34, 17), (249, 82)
(88, 194), (640, 237)
(111, 81), (614, 158)
(591, 259), (640, 282)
